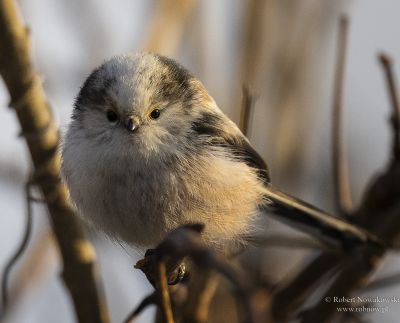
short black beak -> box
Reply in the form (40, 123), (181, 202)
(125, 117), (138, 132)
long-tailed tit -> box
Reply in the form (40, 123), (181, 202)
(61, 53), (374, 251)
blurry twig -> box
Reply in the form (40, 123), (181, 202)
(182, 270), (219, 323)
(123, 292), (159, 323)
(2, 179), (35, 310)
(239, 85), (254, 136)
(134, 225), (255, 323)
(298, 51), (400, 323)
(362, 271), (400, 292)
(240, 0), (269, 86)
(158, 261), (174, 323)
(144, 0), (197, 56)
(379, 53), (400, 161)
(0, 0), (109, 322)
(1, 230), (55, 322)
(332, 15), (353, 215)
(271, 253), (342, 320)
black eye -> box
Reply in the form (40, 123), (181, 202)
(150, 108), (160, 119)
(106, 110), (118, 123)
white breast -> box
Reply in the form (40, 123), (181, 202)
(62, 134), (267, 249)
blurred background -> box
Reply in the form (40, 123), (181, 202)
(1, 0), (400, 322)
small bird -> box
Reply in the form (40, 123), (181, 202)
(61, 52), (373, 252)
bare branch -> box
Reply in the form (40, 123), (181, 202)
(379, 53), (400, 161)
(332, 15), (353, 215)
(2, 180), (34, 310)
(271, 253), (342, 320)
(0, 0), (109, 322)
(158, 261), (175, 323)
(182, 270), (219, 323)
(123, 292), (158, 323)
(239, 85), (254, 136)
(135, 225), (255, 323)
(300, 246), (384, 323)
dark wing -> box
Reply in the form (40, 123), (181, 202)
(191, 111), (270, 183)
(191, 111), (378, 249)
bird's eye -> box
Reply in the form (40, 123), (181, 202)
(149, 108), (160, 119)
(106, 110), (118, 123)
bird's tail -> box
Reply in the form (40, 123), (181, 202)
(262, 185), (380, 249)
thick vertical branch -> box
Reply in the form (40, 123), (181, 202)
(0, 1), (109, 322)
(332, 16), (353, 215)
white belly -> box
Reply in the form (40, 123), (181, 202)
(63, 149), (267, 249)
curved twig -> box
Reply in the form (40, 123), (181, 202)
(123, 292), (159, 323)
(1, 180), (34, 311)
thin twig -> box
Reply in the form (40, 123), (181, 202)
(182, 270), (219, 323)
(362, 271), (400, 292)
(0, 230), (54, 322)
(1, 181), (34, 311)
(300, 246), (384, 323)
(239, 85), (254, 136)
(270, 253), (342, 320)
(158, 261), (174, 323)
(136, 225), (255, 323)
(379, 53), (400, 161)
(332, 15), (353, 215)
(123, 292), (158, 323)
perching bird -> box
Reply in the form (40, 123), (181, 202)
(61, 52), (374, 252)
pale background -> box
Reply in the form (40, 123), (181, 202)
(1, 1), (400, 322)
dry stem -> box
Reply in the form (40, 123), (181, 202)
(0, 1), (109, 322)
(332, 15), (353, 215)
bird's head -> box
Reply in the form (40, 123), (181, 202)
(70, 52), (214, 160)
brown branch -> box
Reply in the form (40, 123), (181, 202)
(135, 225), (255, 323)
(123, 292), (159, 323)
(270, 253), (342, 320)
(182, 270), (219, 323)
(379, 53), (400, 161)
(332, 15), (353, 215)
(158, 261), (175, 323)
(143, 0), (197, 56)
(295, 52), (400, 320)
(0, 1), (109, 322)
(269, 18), (360, 320)
(301, 241), (385, 323)
(239, 85), (254, 136)
(293, 157), (400, 322)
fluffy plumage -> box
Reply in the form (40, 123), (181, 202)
(62, 52), (375, 252)
(62, 53), (269, 249)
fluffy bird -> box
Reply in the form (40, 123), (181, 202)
(62, 52), (372, 251)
